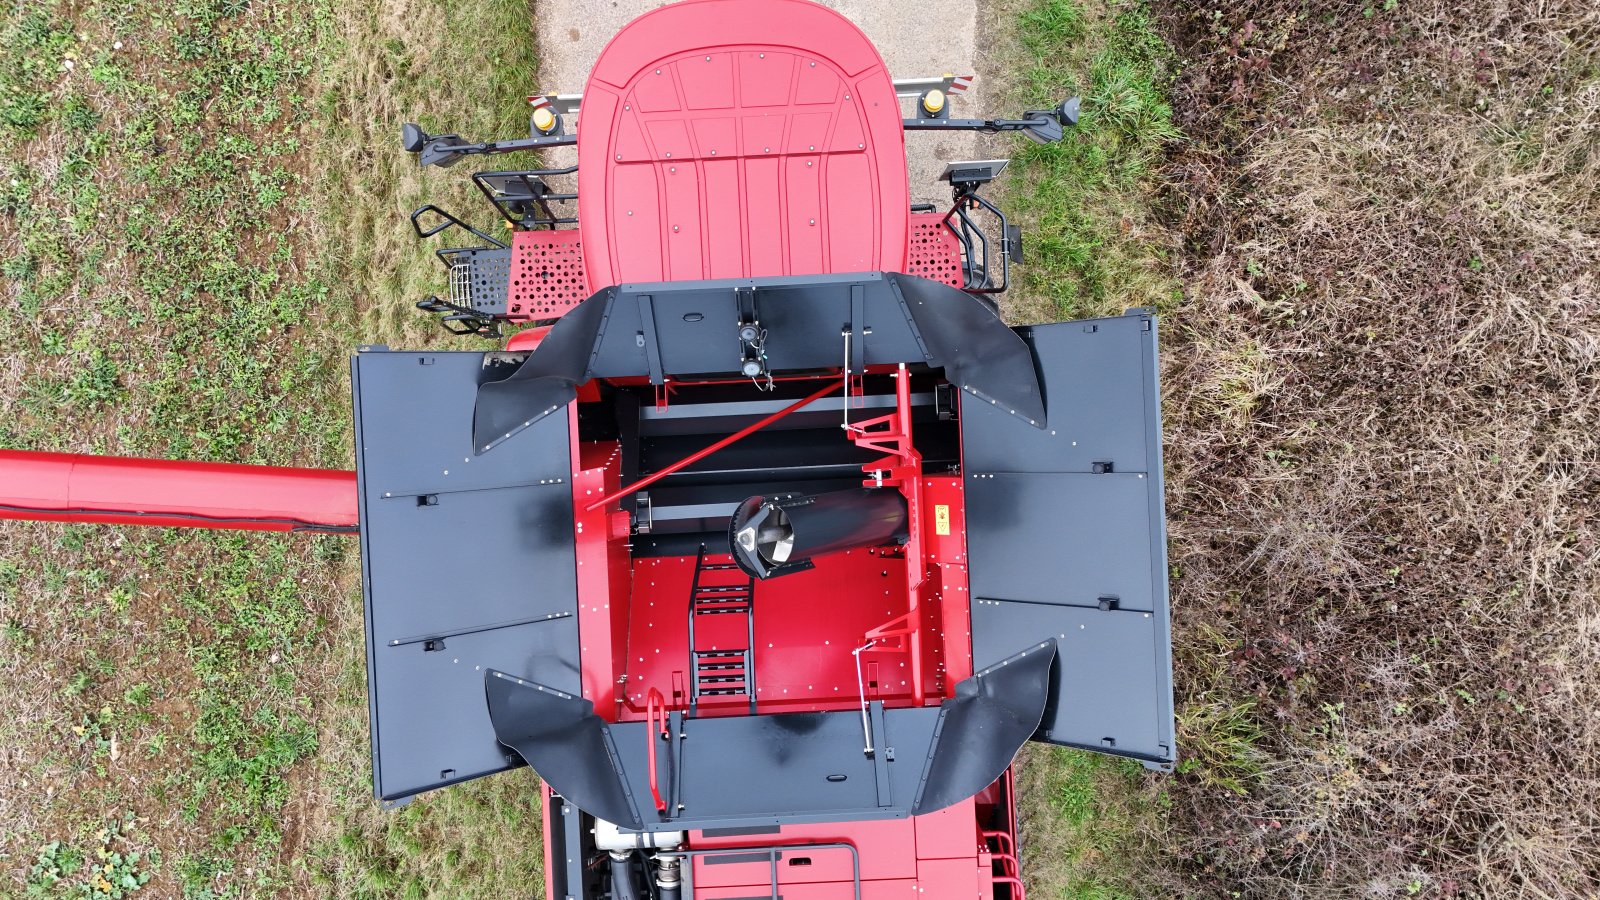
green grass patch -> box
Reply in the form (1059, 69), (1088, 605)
(303, 2), (555, 897)
(1015, 746), (1160, 899)
(1, 0), (549, 893)
(999, 1), (1181, 895)
(1003, 0), (1181, 323)
(0, 0), (355, 895)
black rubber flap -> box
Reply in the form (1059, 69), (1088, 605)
(912, 641), (1055, 814)
(473, 286), (616, 453)
(886, 273), (1045, 427)
(484, 648), (1052, 830)
(484, 670), (642, 828)
(472, 273), (1046, 454)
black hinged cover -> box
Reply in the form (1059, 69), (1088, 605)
(960, 310), (1176, 769)
(351, 350), (581, 802)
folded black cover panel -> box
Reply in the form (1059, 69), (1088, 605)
(473, 272), (1046, 453)
(961, 311), (1176, 768)
(486, 644), (1054, 831)
(351, 349), (580, 802)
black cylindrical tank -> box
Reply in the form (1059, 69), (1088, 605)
(728, 488), (909, 579)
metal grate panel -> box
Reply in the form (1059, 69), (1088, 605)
(906, 213), (963, 288)
(508, 229), (587, 322)
(448, 262), (472, 306)
(448, 247), (511, 314)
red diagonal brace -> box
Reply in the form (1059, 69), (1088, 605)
(585, 379), (840, 512)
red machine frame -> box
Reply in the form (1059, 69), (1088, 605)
(0, 3), (1116, 900)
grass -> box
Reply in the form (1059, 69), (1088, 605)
(8, 0), (1595, 898)
(1013, 745), (1164, 900)
(0, 0), (543, 897)
(317, 0), (544, 350)
(999, 0), (1181, 325)
(1003, 0), (1600, 895)
(986, 1), (1189, 897)
(0, 0), (1188, 897)
(0, 0), (354, 894)
(1149, 0), (1600, 895)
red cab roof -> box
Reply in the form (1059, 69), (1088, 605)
(577, 0), (911, 289)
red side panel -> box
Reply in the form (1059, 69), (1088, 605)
(923, 475), (973, 690)
(505, 324), (552, 352)
(689, 796), (989, 900)
(570, 410), (633, 712)
(577, 0), (910, 289)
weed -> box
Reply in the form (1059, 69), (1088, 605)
(1176, 698), (1264, 795)
(26, 816), (156, 898)
(64, 350), (123, 407)
(27, 841), (85, 895)
(3, 618), (33, 648)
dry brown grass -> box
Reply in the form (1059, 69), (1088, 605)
(315, 0), (540, 350)
(1150, 1), (1600, 895)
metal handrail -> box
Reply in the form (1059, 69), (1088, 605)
(993, 875), (1027, 900)
(665, 841), (861, 900)
(646, 688), (668, 813)
(982, 829), (1014, 856)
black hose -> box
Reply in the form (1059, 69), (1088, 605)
(609, 853), (638, 900)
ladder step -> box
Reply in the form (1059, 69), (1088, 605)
(688, 548), (757, 713)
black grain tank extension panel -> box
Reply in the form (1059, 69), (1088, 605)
(960, 310), (1176, 769)
(485, 644), (1056, 832)
(473, 272), (1046, 454)
(351, 350), (581, 803)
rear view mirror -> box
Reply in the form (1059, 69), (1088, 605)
(1019, 96), (1081, 144)
(400, 122), (426, 153)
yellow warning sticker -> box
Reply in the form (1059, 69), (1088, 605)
(934, 504), (951, 536)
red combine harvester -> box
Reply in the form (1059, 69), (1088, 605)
(0, 2), (1174, 898)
